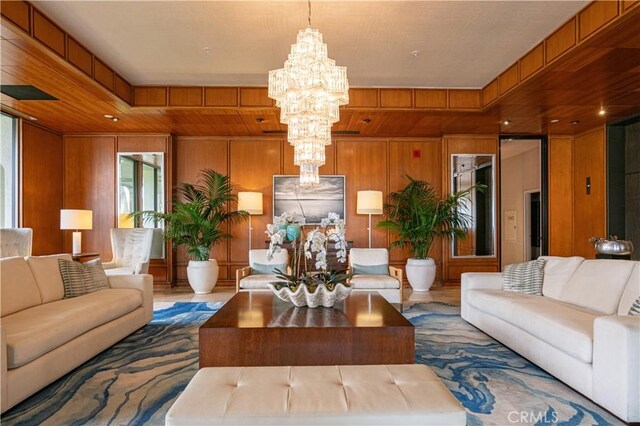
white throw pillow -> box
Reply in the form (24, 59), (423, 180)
(540, 256), (584, 300)
(502, 259), (545, 295)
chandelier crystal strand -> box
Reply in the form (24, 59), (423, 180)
(268, 3), (348, 187)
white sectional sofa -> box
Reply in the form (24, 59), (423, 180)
(0, 254), (153, 413)
(461, 256), (640, 422)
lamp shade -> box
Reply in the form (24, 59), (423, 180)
(237, 192), (263, 215)
(60, 209), (93, 230)
(357, 191), (383, 215)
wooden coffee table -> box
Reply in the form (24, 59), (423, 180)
(199, 291), (414, 367)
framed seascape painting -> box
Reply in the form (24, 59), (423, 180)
(273, 175), (346, 224)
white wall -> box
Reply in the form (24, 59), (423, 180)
(501, 141), (540, 268)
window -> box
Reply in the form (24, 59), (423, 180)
(0, 113), (18, 228)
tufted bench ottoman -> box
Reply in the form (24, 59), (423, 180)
(166, 364), (466, 425)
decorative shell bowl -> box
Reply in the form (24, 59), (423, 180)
(267, 283), (352, 308)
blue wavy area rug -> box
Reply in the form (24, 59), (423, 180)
(2, 301), (622, 426)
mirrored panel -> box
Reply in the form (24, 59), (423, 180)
(451, 154), (496, 257)
(117, 153), (165, 259)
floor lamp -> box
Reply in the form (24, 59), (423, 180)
(60, 209), (93, 254)
(356, 191), (383, 248)
(237, 192), (263, 250)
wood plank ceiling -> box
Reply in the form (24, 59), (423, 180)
(1, 0), (639, 136)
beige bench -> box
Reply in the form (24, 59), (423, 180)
(166, 364), (466, 425)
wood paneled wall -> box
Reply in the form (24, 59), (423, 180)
(61, 134), (174, 286)
(172, 137), (451, 288)
(63, 135), (116, 258)
(548, 127), (607, 258)
(21, 122), (64, 254)
(548, 136), (574, 256)
(573, 127), (607, 257)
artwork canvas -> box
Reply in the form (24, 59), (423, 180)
(273, 175), (346, 224)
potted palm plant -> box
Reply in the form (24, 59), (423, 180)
(377, 176), (480, 292)
(133, 169), (247, 294)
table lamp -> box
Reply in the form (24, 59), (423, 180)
(60, 209), (93, 254)
(357, 190), (383, 248)
(237, 192), (263, 250)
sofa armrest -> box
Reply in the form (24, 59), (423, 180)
(108, 274), (153, 323)
(389, 266), (404, 302)
(0, 325), (7, 413)
(593, 315), (640, 422)
(461, 272), (502, 319)
(236, 266), (251, 292)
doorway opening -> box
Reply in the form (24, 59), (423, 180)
(499, 136), (548, 268)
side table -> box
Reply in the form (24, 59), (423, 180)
(72, 252), (100, 263)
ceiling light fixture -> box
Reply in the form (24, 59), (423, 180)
(256, 117), (265, 123)
(268, 0), (349, 187)
(571, 120), (580, 125)
(411, 50), (421, 57)
(362, 118), (372, 124)
(598, 106), (606, 116)
(502, 119), (511, 125)
(111, 117), (119, 122)
(104, 114), (113, 119)
(550, 119), (560, 123)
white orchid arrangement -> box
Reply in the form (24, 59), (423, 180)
(304, 212), (347, 271)
(273, 211), (306, 226)
(266, 212), (351, 292)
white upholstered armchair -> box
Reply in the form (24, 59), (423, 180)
(348, 248), (403, 304)
(103, 228), (154, 275)
(0, 228), (32, 258)
(236, 249), (289, 292)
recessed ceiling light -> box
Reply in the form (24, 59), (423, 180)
(411, 50), (420, 57)
(571, 120), (580, 125)
(256, 117), (265, 123)
(550, 119), (560, 123)
(104, 114), (113, 119)
(502, 119), (511, 125)
(203, 47), (212, 54)
(112, 117), (119, 122)
(362, 118), (372, 123)
(598, 106), (606, 116)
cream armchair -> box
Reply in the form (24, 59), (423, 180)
(236, 249), (289, 292)
(0, 228), (32, 258)
(103, 228), (154, 275)
(348, 248), (403, 304)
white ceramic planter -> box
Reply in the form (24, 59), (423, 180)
(405, 258), (436, 292)
(268, 283), (352, 308)
(186, 259), (219, 294)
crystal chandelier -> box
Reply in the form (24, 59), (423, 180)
(268, 0), (349, 187)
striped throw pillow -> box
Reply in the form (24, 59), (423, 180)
(58, 258), (109, 298)
(629, 297), (640, 316)
(502, 259), (546, 295)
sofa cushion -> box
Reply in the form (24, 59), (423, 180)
(540, 256), (584, 300)
(350, 275), (399, 289)
(239, 275), (279, 290)
(26, 254), (72, 303)
(466, 289), (600, 363)
(559, 259), (636, 315)
(2, 288), (142, 369)
(0, 257), (42, 317)
(502, 259), (545, 295)
(618, 263), (640, 315)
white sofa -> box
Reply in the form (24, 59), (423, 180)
(0, 254), (153, 413)
(461, 256), (640, 422)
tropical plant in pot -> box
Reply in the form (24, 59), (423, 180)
(377, 176), (481, 292)
(132, 169), (247, 294)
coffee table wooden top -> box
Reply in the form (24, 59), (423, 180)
(200, 291), (412, 330)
